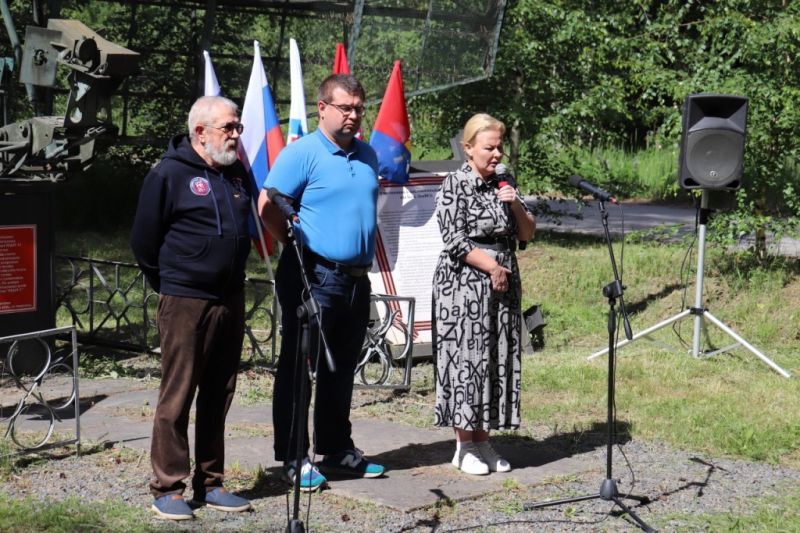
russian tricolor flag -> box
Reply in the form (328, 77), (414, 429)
(370, 60), (411, 184)
(239, 40), (284, 255)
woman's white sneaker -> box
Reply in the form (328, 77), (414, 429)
(475, 441), (511, 472)
(452, 442), (490, 475)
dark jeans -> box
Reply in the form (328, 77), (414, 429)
(149, 291), (245, 497)
(273, 247), (371, 462)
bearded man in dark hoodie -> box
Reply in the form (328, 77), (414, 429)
(131, 96), (252, 520)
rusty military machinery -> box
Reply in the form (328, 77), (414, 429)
(0, 16), (139, 182)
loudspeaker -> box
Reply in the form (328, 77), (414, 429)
(678, 94), (748, 190)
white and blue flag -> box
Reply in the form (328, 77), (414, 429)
(286, 38), (308, 145)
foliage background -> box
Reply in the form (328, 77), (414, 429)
(1, 1), (799, 245)
(411, 1), (800, 250)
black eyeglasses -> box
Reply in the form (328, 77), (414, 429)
(207, 122), (244, 135)
(324, 102), (366, 117)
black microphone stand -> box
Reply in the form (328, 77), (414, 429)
(282, 218), (336, 533)
(524, 199), (654, 533)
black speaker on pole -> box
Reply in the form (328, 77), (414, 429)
(678, 93), (748, 190)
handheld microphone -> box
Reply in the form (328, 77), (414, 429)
(267, 188), (299, 222)
(568, 175), (618, 204)
(494, 163), (528, 251)
(495, 163), (515, 189)
(495, 163), (514, 224)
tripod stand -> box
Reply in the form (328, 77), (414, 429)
(588, 191), (790, 379)
(525, 200), (654, 532)
(282, 220), (336, 533)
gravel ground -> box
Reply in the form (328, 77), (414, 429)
(3, 427), (800, 532)
(2, 362), (799, 531)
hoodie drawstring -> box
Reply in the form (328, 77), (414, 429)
(220, 170), (240, 240)
(206, 170), (223, 236)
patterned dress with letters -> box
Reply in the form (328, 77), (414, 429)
(432, 162), (529, 431)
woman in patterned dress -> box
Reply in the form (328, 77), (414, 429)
(432, 113), (535, 475)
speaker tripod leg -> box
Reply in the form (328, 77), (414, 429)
(588, 309), (692, 360)
(699, 310), (791, 378)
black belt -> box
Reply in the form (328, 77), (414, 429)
(472, 236), (516, 252)
(304, 250), (371, 277)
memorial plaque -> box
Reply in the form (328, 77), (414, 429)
(0, 225), (37, 314)
(0, 187), (55, 345)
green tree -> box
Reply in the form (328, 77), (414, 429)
(412, 0), (800, 259)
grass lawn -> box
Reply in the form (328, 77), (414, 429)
(516, 232), (800, 466)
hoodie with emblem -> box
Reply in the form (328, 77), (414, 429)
(130, 134), (252, 300)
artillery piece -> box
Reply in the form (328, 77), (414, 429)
(0, 18), (139, 181)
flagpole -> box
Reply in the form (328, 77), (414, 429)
(250, 200), (274, 281)
(249, 198), (279, 359)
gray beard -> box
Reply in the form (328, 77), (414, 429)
(205, 141), (238, 166)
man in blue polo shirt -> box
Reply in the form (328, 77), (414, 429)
(258, 74), (384, 491)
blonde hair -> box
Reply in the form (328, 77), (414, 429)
(462, 113), (506, 150)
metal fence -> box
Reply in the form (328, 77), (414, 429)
(56, 255), (276, 365)
(54, 255), (414, 389)
(0, 326), (80, 454)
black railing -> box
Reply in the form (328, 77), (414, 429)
(54, 256), (415, 389)
(0, 326), (80, 455)
(55, 256), (276, 365)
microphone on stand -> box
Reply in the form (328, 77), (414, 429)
(568, 175), (618, 204)
(267, 188), (299, 223)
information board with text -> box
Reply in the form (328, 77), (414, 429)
(369, 173), (445, 345)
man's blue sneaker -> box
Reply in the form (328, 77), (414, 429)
(193, 486), (252, 512)
(283, 457), (327, 492)
(151, 493), (193, 520)
(319, 448), (385, 478)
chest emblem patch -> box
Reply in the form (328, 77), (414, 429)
(190, 177), (211, 196)
(230, 176), (244, 198)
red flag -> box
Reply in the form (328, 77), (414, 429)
(332, 42), (363, 139)
(333, 43), (350, 74)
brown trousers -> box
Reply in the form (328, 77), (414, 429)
(149, 291), (245, 497)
